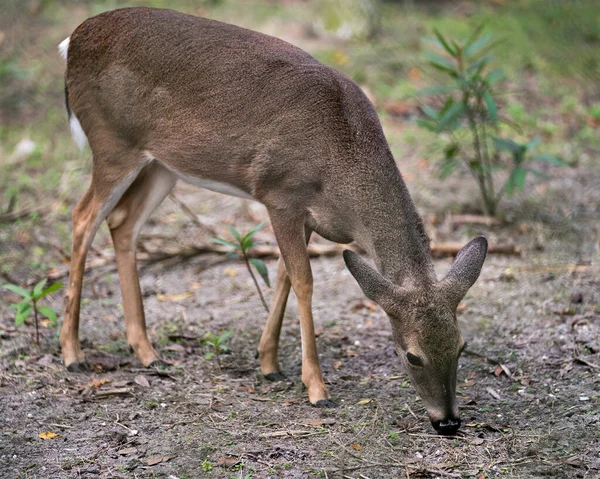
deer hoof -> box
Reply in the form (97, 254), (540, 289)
(148, 359), (172, 370)
(313, 398), (337, 408)
(264, 372), (286, 382)
(66, 361), (90, 373)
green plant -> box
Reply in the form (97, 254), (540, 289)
(201, 459), (213, 473)
(2, 279), (62, 345)
(212, 222), (270, 312)
(418, 26), (565, 216)
(202, 331), (232, 371)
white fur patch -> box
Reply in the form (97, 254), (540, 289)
(58, 37), (70, 61)
(69, 114), (88, 150)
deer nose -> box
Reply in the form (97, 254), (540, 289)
(432, 417), (461, 436)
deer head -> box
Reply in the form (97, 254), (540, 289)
(344, 237), (488, 435)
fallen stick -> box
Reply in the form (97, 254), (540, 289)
(430, 213), (501, 227)
(44, 240), (519, 280)
(168, 192), (217, 235)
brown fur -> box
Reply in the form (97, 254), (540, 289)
(60, 7), (487, 434)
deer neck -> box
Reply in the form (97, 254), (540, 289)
(352, 165), (436, 289)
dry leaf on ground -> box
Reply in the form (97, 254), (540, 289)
(135, 375), (150, 388)
(146, 455), (173, 466)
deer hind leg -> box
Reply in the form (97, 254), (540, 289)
(61, 159), (147, 371)
(267, 211), (332, 407)
(107, 162), (176, 367)
(258, 229), (311, 381)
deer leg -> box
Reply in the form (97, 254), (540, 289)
(268, 212), (332, 406)
(258, 230), (311, 381)
(258, 258), (290, 380)
(61, 162), (143, 370)
(61, 188), (101, 370)
(107, 162), (176, 367)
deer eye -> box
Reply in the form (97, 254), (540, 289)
(406, 352), (424, 367)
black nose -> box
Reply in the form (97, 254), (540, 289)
(432, 418), (461, 436)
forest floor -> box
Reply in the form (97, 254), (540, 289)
(1, 1), (599, 478)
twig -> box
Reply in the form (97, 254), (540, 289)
(168, 193), (217, 235)
(573, 357), (600, 370)
(48, 423), (73, 429)
(463, 349), (517, 380)
(242, 251), (269, 314)
(432, 214), (501, 227)
(44, 239), (520, 281)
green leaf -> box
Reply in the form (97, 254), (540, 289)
(249, 258), (270, 287)
(492, 136), (523, 155)
(464, 24), (486, 51)
(205, 352), (215, 359)
(38, 306), (58, 324)
(505, 167), (527, 196)
(466, 56), (491, 75)
(425, 53), (458, 76)
(526, 137), (542, 151)
(15, 304), (32, 326)
(33, 279), (48, 299)
(241, 221), (265, 244)
(241, 236), (255, 252)
(414, 85), (459, 97)
(2, 284), (32, 300)
(483, 91), (498, 122)
(485, 69), (504, 84)
(226, 225), (242, 243)
(436, 101), (466, 132)
(421, 105), (439, 120)
(499, 118), (523, 134)
(218, 330), (233, 343)
(514, 166), (527, 190)
(415, 118), (437, 132)
(439, 155), (459, 180)
(531, 154), (567, 166)
(37, 282), (62, 299)
(211, 237), (239, 249)
(465, 34), (496, 57)
(433, 28), (457, 56)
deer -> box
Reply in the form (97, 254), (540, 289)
(58, 7), (488, 435)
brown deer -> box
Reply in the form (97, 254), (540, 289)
(58, 7), (487, 435)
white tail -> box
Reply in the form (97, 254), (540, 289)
(59, 7), (487, 434)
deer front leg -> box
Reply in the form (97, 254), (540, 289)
(268, 213), (333, 407)
(258, 230), (311, 381)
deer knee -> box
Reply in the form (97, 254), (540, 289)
(291, 276), (313, 301)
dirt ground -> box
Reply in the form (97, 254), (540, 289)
(1, 150), (600, 479)
(1, 2), (600, 478)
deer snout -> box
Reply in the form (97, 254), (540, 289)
(431, 416), (461, 436)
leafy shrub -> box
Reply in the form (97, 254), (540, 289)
(212, 222), (270, 312)
(418, 26), (566, 216)
(2, 279), (62, 344)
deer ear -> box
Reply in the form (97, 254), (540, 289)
(343, 250), (396, 309)
(439, 236), (488, 308)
